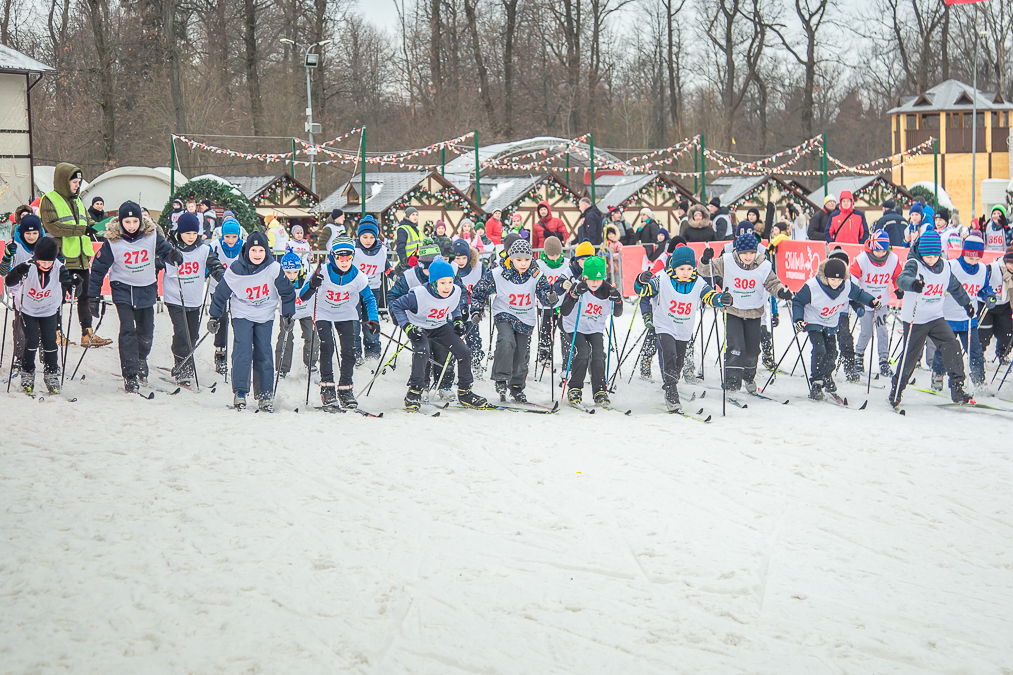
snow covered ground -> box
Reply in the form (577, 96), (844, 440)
(3, 307), (1013, 674)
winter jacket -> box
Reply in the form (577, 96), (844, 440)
(0, 220), (44, 277)
(572, 205), (606, 246)
(896, 240), (971, 308)
(636, 216), (661, 260)
(390, 279), (467, 329)
(394, 218), (422, 269)
(807, 206), (834, 241)
(698, 249), (787, 320)
(681, 205), (717, 243)
(791, 260), (877, 323)
(469, 263), (556, 334)
(485, 217), (503, 245)
(876, 208), (908, 248)
(4, 259), (76, 296)
(826, 207), (870, 244)
(298, 262), (378, 322)
(532, 201), (569, 250)
(610, 217), (637, 246)
(634, 268), (724, 309)
(209, 238), (297, 320)
(559, 279), (623, 320)
(40, 162), (94, 270)
(711, 208), (733, 240)
(88, 214), (175, 308)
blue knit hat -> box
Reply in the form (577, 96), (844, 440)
(909, 203), (924, 217)
(452, 239), (471, 258)
(666, 244), (696, 270)
(280, 250), (302, 270)
(428, 258), (455, 283)
(733, 231), (758, 252)
(357, 216), (379, 239)
(330, 235), (355, 257)
(918, 226), (942, 257)
(221, 217), (241, 237)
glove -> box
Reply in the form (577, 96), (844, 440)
(965, 304), (975, 318)
(309, 267), (324, 289)
(770, 312), (778, 327)
(700, 247), (714, 265)
(720, 291), (733, 307)
(12, 261), (30, 276)
(166, 248), (183, 266)
(85, 225), (99, 239)
(910, 276), (925, 293)
(207, 318), (220, 334)
(870, 298), (882, 310)
(776, 288), (793, 301)
(636, 271), (653, 285)
(279, 315), (295, 333)
(983, 293), (998, 310)
(642, 312), (654, 330)
(453, 319), (467, 336)
(4, 241), (15, 257)
(571, 280), (589, 297)
(470, 311), (483, 324)
(89, 297), (101, 318)
(793, 319), (807, 333)
(544, 291), (559, 305)
(71, 273), (84, 292)
(608, 286), (622, 303)
(561, 278), (574, 291)
(405, 324), (424, 344)
(894, 288), (905, 299)
(366, 320), (380, 335)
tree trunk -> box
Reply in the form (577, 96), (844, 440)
(430, 0), (442, 104)
(86, 0), (116, 166)
(502, 0), (519, 136)
(243, 0), (265, 135)
(313, 0), (328, 120)
(462, 0), (498, 132)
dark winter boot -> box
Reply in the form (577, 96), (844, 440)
(175, 363), (194, 387)
(509, 384), (527, 404)
(855, 353), (865, 376)
(567, 388), (583, 405)
(949, 377), (972, 404)
(337, 386), (357, 408)
(824, 374), (837, 394)
(123, 375), (140, 394)
(138, 362), (149, 386)
(320, 384), (338, 407)
(20, 370), (35, 397)
(43, 372), (60, 395)
(355, 355), (365, 367)
(844, 357), (860, 383)
(457, 386), (488, 409)
(809, 379), (824, 401)
(593, 390), (610, 406)
(215, 349), (228, 376)
(495, 380), (508, 401)
(256, 393), (274, 412)
(664, 383), (682, 413)
(760, 330), (775, 370)
(404, 386), (423, 412)
(931, 372), (944, 391)
(233, 392), (247, 410)
(880, 359), (893, 378)
(744, 378), (757, 395)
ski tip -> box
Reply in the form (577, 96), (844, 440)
(700, 390), (707, 399)
(550, 402), (560, 412)
(696, 408), (704, 415)
(144, 392), (154, 400)
(843, 398), (849, 406)
(859, 400), (868, 410)
(376, 412), (384, 418)
(37, 397), (44, 402)
(294, 408), (300, 413)
(170, 388), (181, 395)
(623, 409), (632, 416)
(432, 412), (441, 417)
(588, 409), (596, 414)
(782, 399), (789, 405)
(81, 374), (86, 380)
(703, 415), (713, 422)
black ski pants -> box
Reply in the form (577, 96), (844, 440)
(891, 318), (965, 400)
(116, 304), (154, 378)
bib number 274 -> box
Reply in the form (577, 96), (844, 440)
(246, 283), (270, 300)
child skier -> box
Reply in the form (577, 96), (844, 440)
(553, 240), (596, 362)
(979, 247), (1013, 363)
(4, 237), (78, 395)
(390, 257), (487, 412)
(851, 230), (903, 377)
(207, 231), (296, 411)
(929, 233), (994, 389)
(287, 223), (312, 267)
(352, 216), (390, 363)
(535, 236), (568, 364)
(984, 205), (1010, 253)
(209, 217), (245, 375)
(88, 201), (180, 393)
(559, 256), (623, 407)
(275, 250), (318, 378)
(163, 213), (225, 385)
(634, 245), (730, 412)
(1, 214), (45, 377)
(791, 257), (880, 401)
(826, 249), (860, 382)
(298, 236), (379, 408)
(699, 232), (793, 392)
(452, 239), (487, 375)
(889, 228), (975, 407)
(468, 239), (557, 403)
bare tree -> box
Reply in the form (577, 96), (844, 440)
(765, 0), (830, 143)
(243, 0), (265, 135)
(85, 0), (116, 165)
(703, 0), (767, 147)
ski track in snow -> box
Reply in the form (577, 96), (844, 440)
(2, 310), (1013, 674)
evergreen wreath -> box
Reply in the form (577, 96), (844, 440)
(158, 178), (262, 233)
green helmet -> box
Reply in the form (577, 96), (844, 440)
(417, 238), (442, 264)
(583, 256), (607, 281)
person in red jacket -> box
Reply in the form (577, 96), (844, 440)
(825, 190), (869, 244)
(532, 201), (568, 250)
(485, 209), (503, 245)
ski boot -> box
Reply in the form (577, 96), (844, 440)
(854, 354), (865, 377)
(824, 375), (838, 394)
(949, 377), (972, 404)
(404, 386), (423, 412)
(567, 388), (583, 405)
(10, 361), (20, 381)
(744, 378), (757, 395)
(931, 372), (944, 391)
(435, 388), (457, 401)
(256, 393), (274, 412)
(277, 370), (288, 380)
(337, 386), (357, 408)
(233, 392), (247, 410)
(844, 358), (861, 383)
(43, 372), (60, 395)
(320, 384), (338, 407)
(215, 349), (228, 376)
(888, 391), (902, 409)
(175, 364), (194, 387)
(879, 359), (893, 378)
(457, 386), (488, 409)
(355, 355), (365, 367)
(509, 384), (527, 404)
(809, 379), (824, 401)
(664, 383), (682, 413)
(20, 370), (35, 397)
(138, 361), (149, 386)
(123, 375), (140, 394)
(593, 390), (610, 406)
(495, 380), (509, 401)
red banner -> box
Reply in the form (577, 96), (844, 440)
(944, 0), (991, 5)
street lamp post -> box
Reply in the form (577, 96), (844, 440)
(280, 38), (331, 195)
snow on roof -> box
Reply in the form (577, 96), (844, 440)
(481, 176), (540, 213)
(888, 79), (1013, 114)
(595, 174), (658, 210)
(319, 171), (431, 214)
(221, 175), (282, 199)
(0, 45), (53, 73)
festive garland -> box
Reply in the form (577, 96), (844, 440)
(157, 178), (261, 234)
(501, 177), (581, 223)
(251, 176), (319, 207)
(382, 185), (481, 229)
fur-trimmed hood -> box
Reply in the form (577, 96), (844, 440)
(686, 204), (711, 229)
(104, 213), (156, 242)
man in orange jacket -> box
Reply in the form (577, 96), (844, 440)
(825, 190), (869, 245)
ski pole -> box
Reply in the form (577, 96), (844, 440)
(60, 283), (77, 386)
(760, 328), (807, 393)
(174, 269), (200, 392)
(996, 356), (1013, 393)
(721, 310), (727, 417)
(867, 315), (875, 394)
(605, 316), (614, 385)
(891, 281), (921, 403)
(431, 348), (453, 395)
(271, 319), (294, 400)
(792, 328), (812, 390)
(197, 276), (211, 325)
(788, 332), (811, 378)
(613, 325), (648, 389)
(625, 327), (652, 385)
(550, 313), (555, 401)
(359, 328), (405, 398)
(306, 290), (319, 406)
(171, 331), (211, 378)
(70, 300), (108, 381)
(560, 302), (581, 401)
(0, 294), (8, 381)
